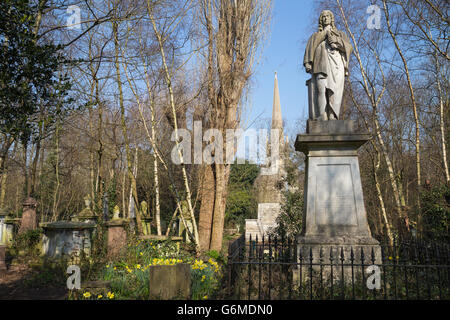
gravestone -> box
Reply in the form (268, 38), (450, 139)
(3, 215), (19, 246)
(0, 245), (6, 275)
(106, 206), (127, 258)
(18, 197), (38, 234)
(149, 263), (191, 299)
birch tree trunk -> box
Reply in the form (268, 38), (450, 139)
(148, 7), (200, 249)
(112, 12), (143, 234)
(433, 51), (450, 184)
(336, 0), (409, 233)
(382, 0), (419, 231)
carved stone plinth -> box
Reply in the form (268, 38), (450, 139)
(294, 120), (381, 283)
(245, 203), (281, 242)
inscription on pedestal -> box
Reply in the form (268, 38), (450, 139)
(315, 163), (357, 226)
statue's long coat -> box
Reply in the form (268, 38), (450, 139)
(303, 28), (352, 75)
(303, 28), (353, 118)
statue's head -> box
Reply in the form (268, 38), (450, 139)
(318, 10), (335, 31)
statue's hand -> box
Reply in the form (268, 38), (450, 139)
(305, 62), (312, 73)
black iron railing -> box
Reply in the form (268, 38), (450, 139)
(226, 234), (450, 300)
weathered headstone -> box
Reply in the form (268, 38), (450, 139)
(18, 197), (38, 234)
(3, 216), (19, 246)
(106, 206), (127, 258)
(0, 245), (7, 275)
(149, 263), (191, 299)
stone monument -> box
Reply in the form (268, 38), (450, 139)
(40, 221), (96, 260)
(245, 73), (287, 241)
(72, 194), (98, 223)
(178, 200), (194, 243)
(18, 197), (38, 234)
(106, 205), (128, 258)
(140, 201), (152, 236)
(295, 10), (381, 277)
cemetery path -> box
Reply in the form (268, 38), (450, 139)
(0, 264), (67, 300)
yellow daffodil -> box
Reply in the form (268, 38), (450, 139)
(83, 292), (91, 299)
(107, 291), (115, 299)
(97, 294), (103, 299)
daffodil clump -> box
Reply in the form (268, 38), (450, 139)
(81, 291), (115, 300)
(191, 258), (222, 300)
(101, 239), (193, 299)
(98, 239), (223, 300)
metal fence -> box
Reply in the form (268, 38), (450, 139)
(226, 234), (450, 300)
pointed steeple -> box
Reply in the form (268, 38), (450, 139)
(271, 72), (283, 130)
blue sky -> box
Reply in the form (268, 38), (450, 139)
(244, 0), (316, 135)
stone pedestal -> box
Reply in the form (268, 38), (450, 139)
(106, 219), (128, 258)
(294, 120), (381, 282)
(40, 221), (97, 261)
(245, 203), (281, 242)
(18, 197), (38, 234)
(141, 218), (152, 236)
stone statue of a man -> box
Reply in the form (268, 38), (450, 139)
(303, 10), (353, 120)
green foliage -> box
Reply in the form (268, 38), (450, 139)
(272, 145), (304, 238)
(420, 184), (449, 242)
(225, 162), (259, 229)
(0, 0), (73, 140)
(22, 259), (67, 288)
(12, 229), (42, 255)
(273, 187), (303, 238)
(229, 161), (260, 186)
(191, 259), (221, 300)
(205, 249), (226, 264)
(81, 238), (224, 300)
(106, 176), (118, 217)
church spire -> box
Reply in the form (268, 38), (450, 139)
(271, 72), (283, 130)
